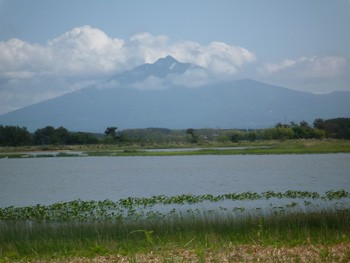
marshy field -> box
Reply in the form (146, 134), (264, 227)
(1, 139), (350, 262)
(1, 190), (350, 262)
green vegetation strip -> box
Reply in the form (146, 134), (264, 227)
(1, 190), (349, 261)
(1, 139), (350, 158)
(1, 190), (348, 222)
(1, 209), (350, 261)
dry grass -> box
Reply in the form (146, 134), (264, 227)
(22, 243), (350, 263)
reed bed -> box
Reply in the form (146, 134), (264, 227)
(1, 190), (349, 262)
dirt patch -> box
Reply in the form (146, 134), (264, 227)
(24, 243), (350, 262)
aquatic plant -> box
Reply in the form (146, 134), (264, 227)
(0, 190), (349, 223)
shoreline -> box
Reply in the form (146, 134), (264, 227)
(1, 139), (350, 158)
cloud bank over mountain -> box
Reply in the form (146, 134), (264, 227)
(0, 25), (349, 114)
(0, 26), (255, 81)
(258, 55), (349, 94)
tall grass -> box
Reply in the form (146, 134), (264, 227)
(1, 208), (350, 261)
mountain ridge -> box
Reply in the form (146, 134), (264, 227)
(0, 57), (349, 132)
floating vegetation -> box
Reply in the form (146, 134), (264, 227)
(1, 190), (349, 223)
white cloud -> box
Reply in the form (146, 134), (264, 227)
(0, 26), (127, 80)
(47, 26), (127, 76)
(0, 25), (256, 114)
(259, 55), (347, 79)
(127, 67), (214, 90)
(128, 32), (169, 64)
(172, 68), (212, 88)
(0, 25), (254, 82)
(256, 55), (349, 93)
(169, 40), (255, 76)
(125, 33), (256, 78)
(129, 75), (168, 90)
(0, 38), (49, 79)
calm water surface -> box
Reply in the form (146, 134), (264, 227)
(1, 154), (349, 207)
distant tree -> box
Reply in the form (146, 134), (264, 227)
(290, 121), (313, 139)
(33, 126), (56, 145)
(104, 127), (119, 141)
(299, 120), (310, 128)
(247, 130), (257, 141)
(263, 127), (294, 140)
(121, 128), (182, 144)
(313, 118), (325, 130)
(70, 132), (99, 144)
(52, 126), (70, 145)
(0, 125), (32, 146)
(310, 128), (326, 140)
(275, 122), (289, 128)
(227, 130), (244, 143)
(33, 126), (72, 145)
(322, 118), (350, 139)
(186, 128), (198, 143)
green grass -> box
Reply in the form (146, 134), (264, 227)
(1, 139), (350, 158)
(84, 140), (350, 157)
(1, 209), (349, 261)
(1, 190), (349, 261)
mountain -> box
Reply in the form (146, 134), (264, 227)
(110, 55), (196, 84)
(0, 56), (349, 132)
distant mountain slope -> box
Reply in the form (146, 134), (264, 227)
(0, 57), (349, 132)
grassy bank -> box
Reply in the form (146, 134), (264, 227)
(96, 139), (350, 156)
(1, 139), (350, 158)
(1, 209), (350, 262)
(1, 190), (350, 262)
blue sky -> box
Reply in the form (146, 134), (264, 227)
(0, 0), (349, 114)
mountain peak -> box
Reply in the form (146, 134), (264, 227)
(154, 55), (179, 66)
(156, 55), (178, 62)
(152, 55), (185, 72)
(111, 55), (193, 84)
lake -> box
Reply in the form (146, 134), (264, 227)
(1, 154), (349, 208)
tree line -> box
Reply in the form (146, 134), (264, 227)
(221, 118), (350, 142)
(0, 126), (98, 147)
(0, 118), (349, 147)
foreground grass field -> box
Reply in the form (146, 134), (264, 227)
(1, 210), (350, 262)
(1, 211), (350, 262)
(1, 190), (350, 262)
